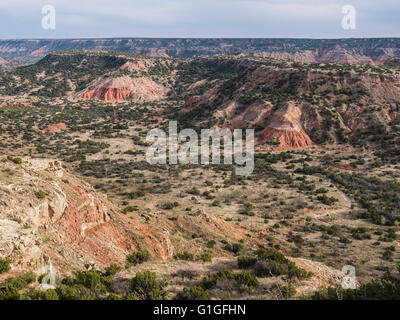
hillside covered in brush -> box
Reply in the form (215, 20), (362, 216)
(1, 51), (400, 155)
(1, 50), (400, 300)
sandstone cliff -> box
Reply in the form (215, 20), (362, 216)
(0, 158), (132, 274)
(0, 158), (181, 275)
(0, 157), (267, 277)
(176, 56), (400, 150)
(258, 103), (314, 150)
(77, 76), (168, 102)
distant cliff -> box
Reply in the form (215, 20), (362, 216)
(1, 38), (400, 66)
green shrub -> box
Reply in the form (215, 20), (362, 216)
(237, 256), (257, 269)
(3, 272), (36, 290)
(287, 262), (313, 279)
(178, 286), (211, 300)
(383, 247), (395, 261)
(202, 270), (259, 290)
(174, 251), (194, 261)
(256, 248), (286, 262)
(200, 253), (213, 263)
(36, 190), (46, 199)
(281, 283), (297, 298)
(254, 260), (286, 277)
(187, 187), (200, 195)
(122, 206), (137, 214)
(0, 286), (20, 300)
(55, 284), (98, 300)
(130, 270), (167, 300)
(206, 240), (216, 248)
(0, 258), (11, 274)
(224, 243), (243, 254)
(211, 200), (220, 207)
(161, 202), (179, 210)
(202, 270), (235, 289)
(234, 272), (259, 288)
(60, 276), (75, 287)
(73, 270), (110, 292)
(202, 191), (215, 200)
(238, 208), (255, 216)
(317, 195), (338, 206)
(103, 264), (122, 276)
(127, 251), (151, 266)
(253, 249), (312, 279)
(24, 289), (59, 300)
(7, 156), (22, 164)
(105, 293), (124, 300)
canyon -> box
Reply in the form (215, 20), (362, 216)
(2, 51), (400, 152)
(0, 48), (399, 299)
(1, 38), (400, 69)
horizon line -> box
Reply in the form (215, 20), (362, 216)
(1, 36), (400, 41)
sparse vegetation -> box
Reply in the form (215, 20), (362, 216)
(1, 46), (400, 300)
(130, 270), (168, 300)
(127, 251), (151, 266)
(0, 258), (11, 275)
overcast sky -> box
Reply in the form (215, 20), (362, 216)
(0, 0), (399, 39)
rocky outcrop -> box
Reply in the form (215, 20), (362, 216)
(0, 157), (268, 276)
(259, 127), (314, 150)
(78, 76), (167, 102)
(79, 87), (132, 102)
(0, 157), (178, 274)
(177, 54), (400, 150)
(209, 96), (314, 150)
(119, 59), (149, 73)
(258, 103), (313, 150)
(43, 123), (67, 133)
(0, 158), (129, 273)
(288, 257), (359, 295)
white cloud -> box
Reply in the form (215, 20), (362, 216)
(0, 0), (398, 38)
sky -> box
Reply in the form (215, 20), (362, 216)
(0, 0), (399, 39)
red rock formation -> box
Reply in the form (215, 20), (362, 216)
(0, 157), (268, 275)
(120, 60), (148, 72)
(43, 123), (67, 132)
(258, 103), (314, 150)
(0, 158), (163, 272)
(79, 87), (132, 102)
(77, 76), (167, 102)
(259, 127), (314, 151)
